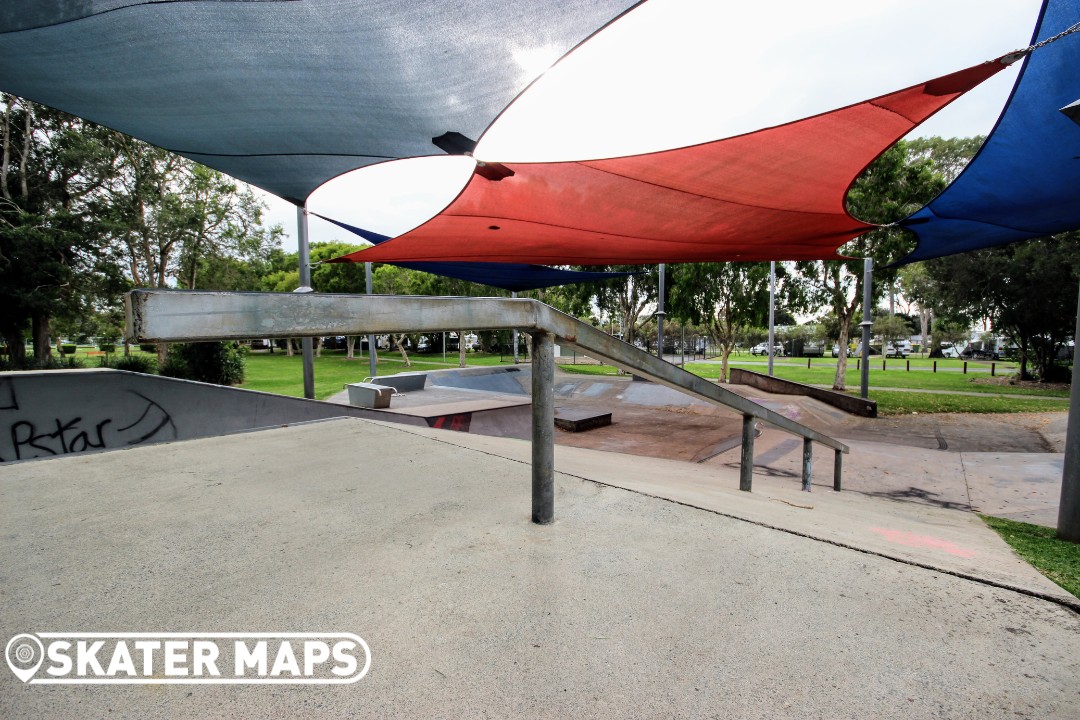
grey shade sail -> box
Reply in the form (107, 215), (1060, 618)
(0, 0), (641, 204)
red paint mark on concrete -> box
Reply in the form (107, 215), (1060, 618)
(870, 527), (976, 559)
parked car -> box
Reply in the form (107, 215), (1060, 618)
(802, 343), (825, 358)
(830, 344), (850, 357)
(961, 346), (998, 360)
(940, 344), (961, 359)
(884, 343), (911, 359)
(750, 342), (784, 356)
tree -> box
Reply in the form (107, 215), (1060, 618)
(898, 263), (936, 354)
(309, 242), (368, 359)
(371, 264), (422, 366)
(905, 136), (984, 183)
(931, 319), (970, 356)
(795, 141), (946, 390)
(557, 267), (656, 348)
(921, 233), (1080, 381)
(0, 96), (121, 365)
(97, 137), (279, 351)
(667, 262), (776, 382)
(1, 95), (285, 368)
(872, 313), (914, 352)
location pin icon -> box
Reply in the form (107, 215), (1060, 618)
(6, 634), (44, 683)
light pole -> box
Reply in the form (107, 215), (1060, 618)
(657, 263), (666, 360)
(768, 261), (776, 376)
(365, 261), (377, 378)
(859, 258), (873, 399)
(512, 291), (519, 364)
(1058, 278), (1080, 541)
(296, 205), (315, 399)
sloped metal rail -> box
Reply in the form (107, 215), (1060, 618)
(127, 291), (849, 524)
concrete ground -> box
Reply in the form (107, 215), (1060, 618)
(4, 368), (1076, 717)
(542, 373), (1069, 528)
(2, 417), (1079, 718)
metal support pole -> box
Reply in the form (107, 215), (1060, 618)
(657, 264), (666, 360)
(739, 414), (755, 492)
(833, 449), (843, 491)
(512, 291), (519, 364)
(531, 331), (555, 524)
(1058, 278), (1080, 541)
(442, 331), (446, 364)
(296, 205), (315, 399)
(859, 257), (873, 400)
(768, 261), (776, 376)
(365, 262), (377, 379)
(801, 438), (813, 492)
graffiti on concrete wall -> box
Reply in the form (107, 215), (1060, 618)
(0, 379), (177, 463)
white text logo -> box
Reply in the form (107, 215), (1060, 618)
(5, 633), (370, 685)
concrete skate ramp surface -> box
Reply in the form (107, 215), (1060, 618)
(2, 418), (1077, 719)
(424, 365), (529, 395)
(0, 369), (386, 464)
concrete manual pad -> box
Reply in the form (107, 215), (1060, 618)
(961, 453), (1065, 527)
(2, 418), (1078, 719)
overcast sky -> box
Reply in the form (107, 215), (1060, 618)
(260, 0), (1045, 253)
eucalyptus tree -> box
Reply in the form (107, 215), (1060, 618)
(0, 96), (120, 365)
(795, 141), (946, 390)
(667, 262), (776, 382)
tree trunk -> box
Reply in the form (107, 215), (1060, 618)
(286, 339), (295, 357)
(719, 343), (733, 383)
(2, 328), (25, 365)
(1, 95), (11, 201)
(833, 324), (851, 391)
(315, 336), (323, 358)
(31, 313), (51, 366)
(394, 334), (411, 367)
(156, 342), (169, 366)
(920, 308), (932, 357)
(346, 336), (356, 359)
(458, 330), (467, 368)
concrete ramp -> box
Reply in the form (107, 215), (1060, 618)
(0, 369), (389, 464)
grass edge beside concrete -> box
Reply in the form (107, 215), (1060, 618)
(981, 515), (1080, 599)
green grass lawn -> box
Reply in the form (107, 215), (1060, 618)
(241, 350), (519, 401)
(982, 516), (1080, 598)
(686, 360), (1068, 398)
(65, 342), (1063, 415)
(558, 357), (1069, 415)
(854, 390), (1068, 415)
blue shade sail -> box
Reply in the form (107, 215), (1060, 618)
(318, 216), (635, 292)
(0, 0), (641, 204)
(897, 0), (1080, 263)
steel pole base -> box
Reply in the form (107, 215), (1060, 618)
(531, 331), (555, 524)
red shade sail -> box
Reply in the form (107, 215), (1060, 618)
(341, 61), (1005, 266)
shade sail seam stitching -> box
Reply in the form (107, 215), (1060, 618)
(866, 100), (920, 125)
(904, 212), (1055, 236)
(575, 162), (862, 218)
(434, 214), (866, 245)
(435, 215), (872, 244)
(426, 219), (705, 244)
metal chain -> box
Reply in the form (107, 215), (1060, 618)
(1001, 20), (1080, 64)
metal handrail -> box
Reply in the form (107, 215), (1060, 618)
(127, 290), (849, 507)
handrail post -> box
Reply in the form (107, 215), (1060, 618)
(833, 449), (843, 491)
(739, 414), (755, 491)
(531, 330), (555, 524)
(801, 438), (813, 492)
